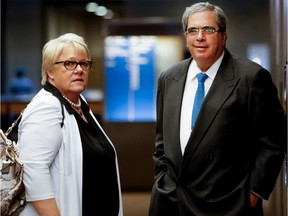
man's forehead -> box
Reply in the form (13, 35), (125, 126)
(187, 11), (217, 26)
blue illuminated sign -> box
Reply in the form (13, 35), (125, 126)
(104, 36), (156, 122)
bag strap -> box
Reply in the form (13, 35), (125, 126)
(0, 129), (23, 165)
(5, 110), (24, 136)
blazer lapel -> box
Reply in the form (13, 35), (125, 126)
(165, 58), (192, 172)
(182, 50), (240, 166)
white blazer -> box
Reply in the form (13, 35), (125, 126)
(19, 88), (123, 216)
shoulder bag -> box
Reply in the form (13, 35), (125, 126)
(0, 111), (26, 216)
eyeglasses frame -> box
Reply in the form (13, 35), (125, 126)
(186, 26), (223, 36)
(54, 60), (93, 71)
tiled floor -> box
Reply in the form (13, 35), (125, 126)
(122, 192), (151, 216)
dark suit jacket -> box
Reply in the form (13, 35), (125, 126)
(149, 50), (286, 216)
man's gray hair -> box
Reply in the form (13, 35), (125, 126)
(182, 2), (227, 33)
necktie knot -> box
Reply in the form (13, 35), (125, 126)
(197, 73), (208, 83)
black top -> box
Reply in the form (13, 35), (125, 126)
(44, 82), (119, 216)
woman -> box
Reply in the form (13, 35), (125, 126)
(18, 33), (123, 216)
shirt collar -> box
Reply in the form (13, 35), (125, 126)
(188, 51), (225, 80)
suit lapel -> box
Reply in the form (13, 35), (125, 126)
(165, 58), (192, 172)
(181, 51), (240, 167)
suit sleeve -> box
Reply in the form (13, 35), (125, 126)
(248, 69), (287, 200)
(152, 72), (168, 178)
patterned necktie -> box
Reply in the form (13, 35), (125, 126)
(191, 73), (208, 128)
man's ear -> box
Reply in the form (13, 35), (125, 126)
(223, 32), (228, 45)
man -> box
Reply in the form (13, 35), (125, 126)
(149, 2), (286, 216)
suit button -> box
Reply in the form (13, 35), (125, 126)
(208, 153), (214, 160)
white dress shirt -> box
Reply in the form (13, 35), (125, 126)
(180, 52), (224, 154)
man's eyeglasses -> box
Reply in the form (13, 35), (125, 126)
(186, 26), (222, 36)
(54, 60), (93, 71)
